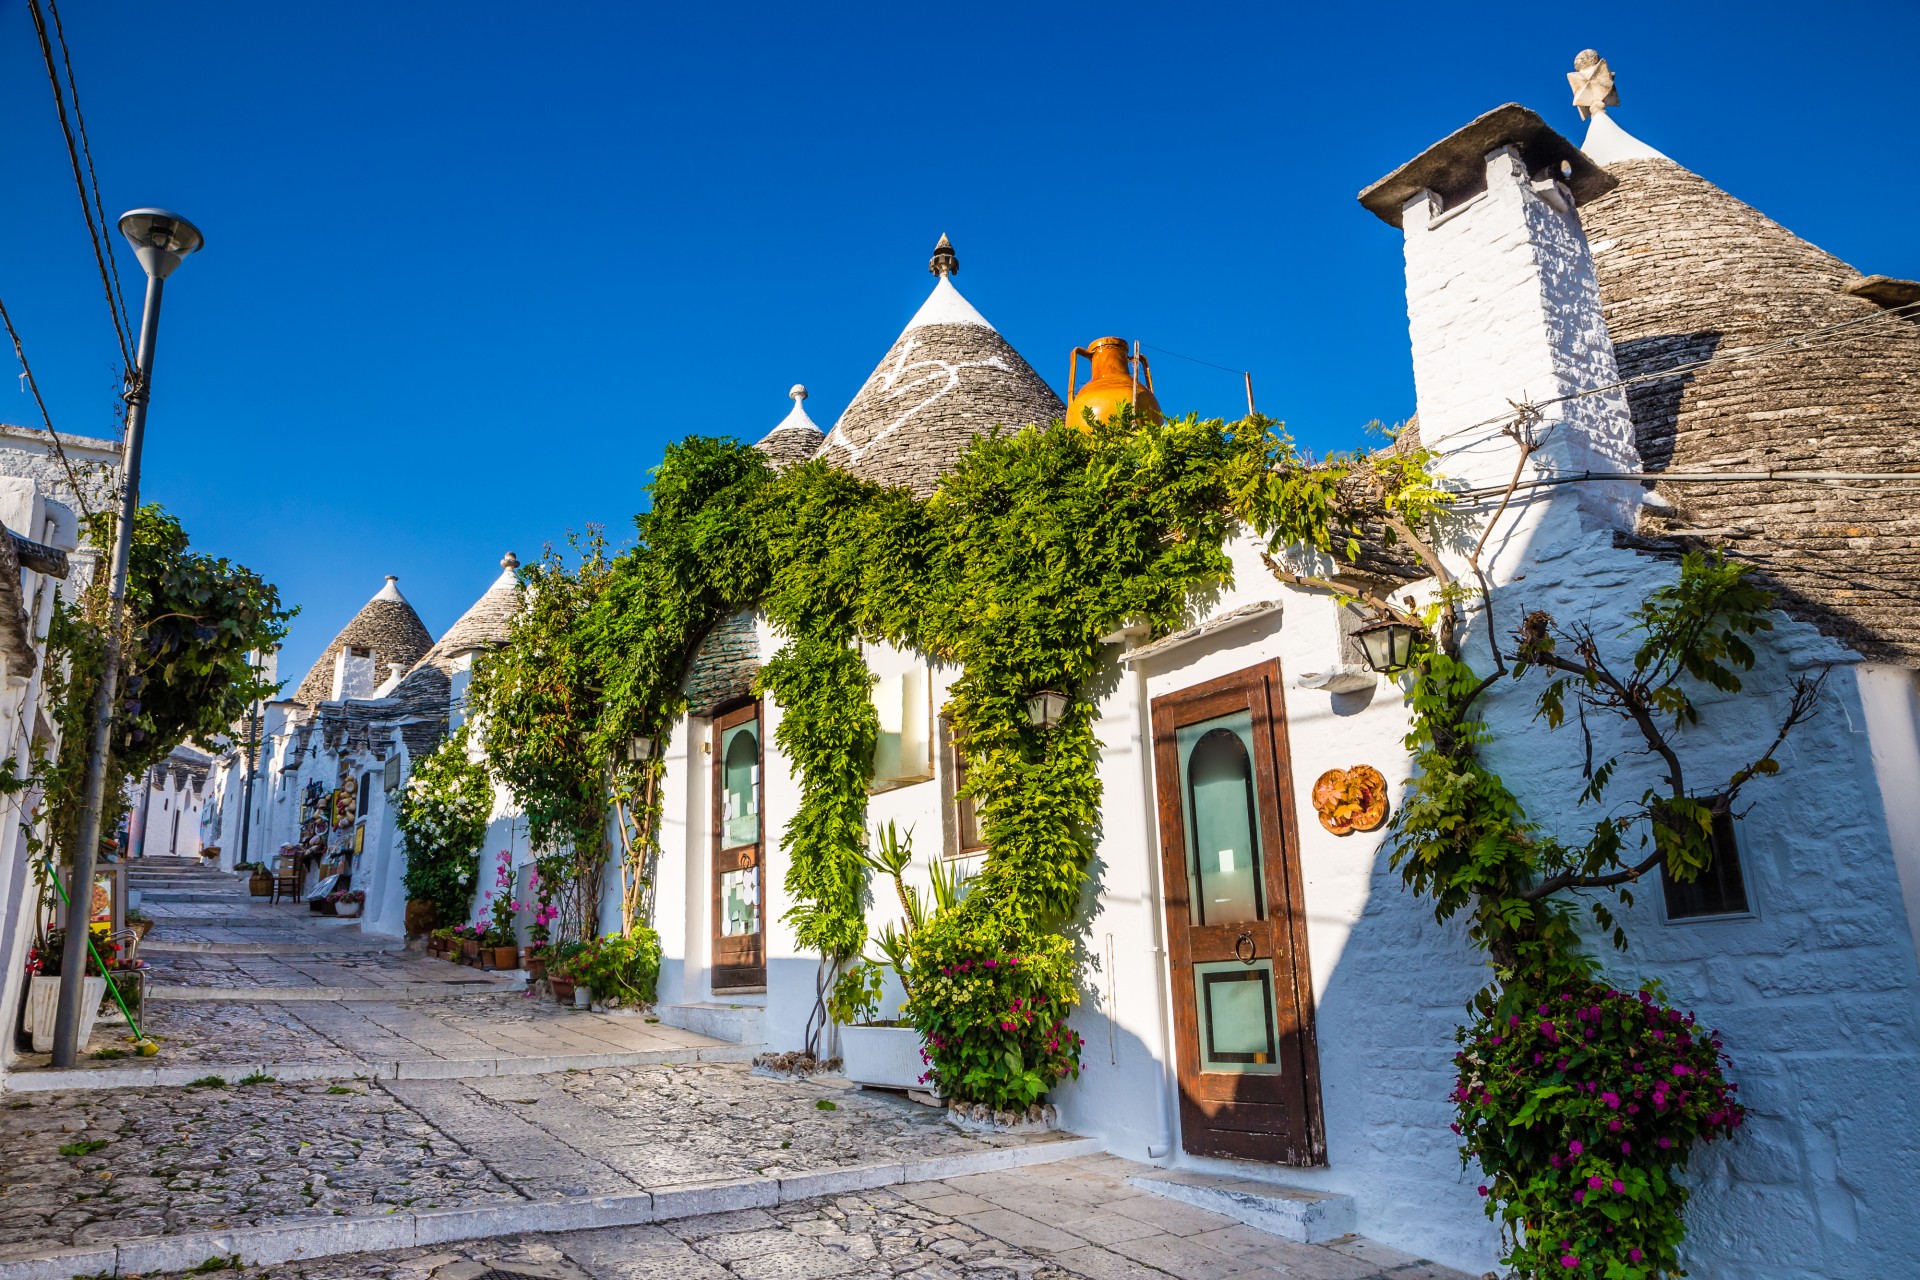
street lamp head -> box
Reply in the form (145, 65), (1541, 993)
(118, 208), (203, 280)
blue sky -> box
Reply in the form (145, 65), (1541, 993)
(2, 1), (1914, 689)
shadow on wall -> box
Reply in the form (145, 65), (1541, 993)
(1063, 796), (1501, 1272)
(1615, 330), (1721, 472)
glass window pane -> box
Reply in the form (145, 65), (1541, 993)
(1194, 960), (1282, 1075)
(1176, 711), (1264, 925)
(720, 720), (760, 848)
(719, 867), (759, 936)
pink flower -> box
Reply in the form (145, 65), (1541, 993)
(1476, 1185), (1488, 1196)
(1628, 1248), (1643, 1263)
(1611, 1180), (1625, 1193)
(1569, 1140), (1583, 1155)
(1572, 1190), (1585, 1204)
(1588, 1176), (1604, 1190)
(1560, 1254), (1580, 1269)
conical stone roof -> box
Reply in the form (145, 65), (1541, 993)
(1576, 100), (1920, 664)
(292, 577), (434, 705)
(422, 552), (521, 668)
(817, 242), (1063, 495)
(754, 386), (827, 470)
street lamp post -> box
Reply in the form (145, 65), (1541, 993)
(236, 652), (263, 870)
(50, 209), (203, 1066)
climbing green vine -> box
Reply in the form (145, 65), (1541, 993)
(395, 724), (493, 928)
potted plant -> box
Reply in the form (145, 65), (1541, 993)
(480, 851), (522, 969)
(126, 907), (154, 941)
(404, 899), (438, 939)
(429, 926), (455, 958)
(522, 886), (557, 979)
(331, 889), (365, 918)
(244, 862), (272, 896)
(834, 824), (966, 1091)
(24, 930), (112, 1054)
(548, 939), (586, 1005)
(459, 924), (481, 962)
(566, 930), (661, 1010)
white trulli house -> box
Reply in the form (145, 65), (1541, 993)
(639, 56), (1920, 1277)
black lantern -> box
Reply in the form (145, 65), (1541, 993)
(625, 736), (656, 763)
(1352, 618), (1421, 673)
(1025, 690), (1070, 730)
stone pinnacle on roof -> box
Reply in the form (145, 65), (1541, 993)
(292, 576), (434, 705)
(816, 237), (1062, 495)
(1570, 50), (1668, 165)
(753, 384), (828, 470)
(929, 233), (957, 277)
(1567, 49), (1618, 120)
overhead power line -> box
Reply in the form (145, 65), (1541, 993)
(45, 0), (132, 346)
(0, 293), (99, 520)
(26, 0), (134, 380)
(1430, 299), (1920, 462)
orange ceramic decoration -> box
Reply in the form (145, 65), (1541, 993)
(1311, 764), (1390, 835)
(1067, 337), (1162, 431)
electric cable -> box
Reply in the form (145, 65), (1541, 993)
(0, 292), (99, 521)
(25, 0), (134, 379)
(1425, 299), (1920, 462)
(45, 0), (132, 348)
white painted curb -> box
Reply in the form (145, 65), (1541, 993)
(0, 1137), (1104, 1278)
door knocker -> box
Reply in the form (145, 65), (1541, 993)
(1235, 931), (1257, 965)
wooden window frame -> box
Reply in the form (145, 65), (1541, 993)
(1660, 802), (1753, 921)
(710, 700), (767, 991)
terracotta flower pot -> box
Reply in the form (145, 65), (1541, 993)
(527, 955), (546, 981)
(492, 945), (519, 970)
(551, 976), (575, 1005)
(461, 937), (480, 960)
(249, 873), (272, 897)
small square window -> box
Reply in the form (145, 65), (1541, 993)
(1661, 805), (1750, 920)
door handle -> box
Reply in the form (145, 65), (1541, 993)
(1235, 931), (1257, 965)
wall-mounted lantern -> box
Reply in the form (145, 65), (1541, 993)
(626, 736), (656, 763)
(1352, 618), (1422, 674)
(1025, 690), (1070, 731)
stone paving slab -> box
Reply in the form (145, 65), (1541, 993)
(0, 1064), (1114, 1275)
(7, 990), (733, 1088)
(52, 1159), (1476, 1280)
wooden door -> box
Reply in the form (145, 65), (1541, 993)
(711, 701), (766, 991)
(1151, 661), (1325, 1165)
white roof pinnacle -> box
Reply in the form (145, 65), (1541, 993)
(904, 275), (993, 333)
(772, 384), (823, 435)
(373, 575), (406, 603)
(1581, 108), (1670, 166)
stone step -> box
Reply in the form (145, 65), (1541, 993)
(1127, 1168), (1356, 1244)
(658, 1000), (765, 1045)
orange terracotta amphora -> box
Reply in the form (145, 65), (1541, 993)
(1066, 337), (1161, 431)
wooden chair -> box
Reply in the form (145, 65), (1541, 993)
(271, 854), (301, 904)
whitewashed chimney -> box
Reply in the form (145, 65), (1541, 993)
(1361, 105), (1642, 535)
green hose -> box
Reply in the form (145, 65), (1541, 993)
(46, 868), (144, 1043)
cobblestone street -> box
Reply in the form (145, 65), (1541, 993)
(104, 1161), (1472, 1280)
(0, 863), (1474, 1280)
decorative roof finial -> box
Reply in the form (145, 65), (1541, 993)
(1569, 49), (1619, 121)
(501, 551), (519, 570)
(929, 233), (958, 278)
(790, 384), (807, 402)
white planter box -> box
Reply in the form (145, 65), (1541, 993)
(27, 975), (107, 1054)
(840, 1024), (927, 1090)
(335, 902), (362, 918)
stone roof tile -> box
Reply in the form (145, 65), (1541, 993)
(1579, 139), (1920, 665)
